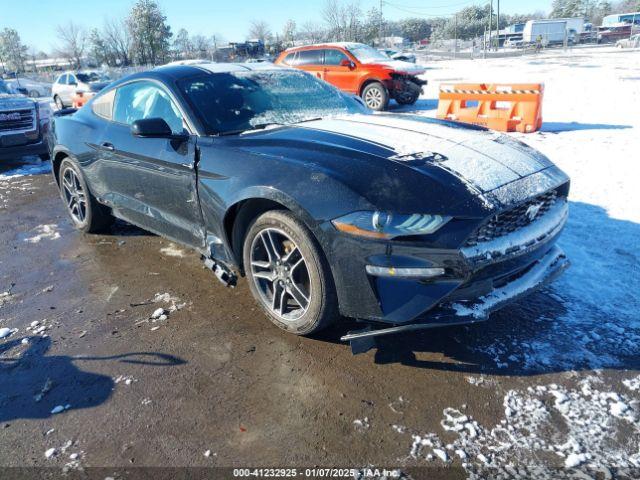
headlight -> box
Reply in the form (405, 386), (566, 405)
(332, 211), (451, 239)
(36, 101), (52, 122)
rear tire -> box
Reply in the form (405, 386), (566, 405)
(243, 210), (338, 336)
(58, 158), (113, 233)
(361, 82), (389, 111)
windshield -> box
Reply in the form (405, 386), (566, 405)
(77, 72), (108, 83)
(177, 69), (367, 135)
(347, 44), (390, 63)
(0, 80), (10, 94)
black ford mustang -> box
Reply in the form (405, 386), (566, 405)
(50, 63), (570, 349)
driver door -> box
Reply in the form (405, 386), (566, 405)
(322, 48), (359, 94)
(97, 80), (204, 248)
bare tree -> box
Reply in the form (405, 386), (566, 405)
(55, 21), (87, 69)
(103, 17), (131, 66)
(299, 22), (326, 44)
(191, 34), (211, 58)
(282, 19), (297, 47)
(322, 0), (362, 42)
(248, 20), (272, 43)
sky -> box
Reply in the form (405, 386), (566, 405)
(0, 0), (553, 52)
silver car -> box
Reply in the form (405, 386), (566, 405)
(51, 72), (110, 109)
(616, 34), (640, 49)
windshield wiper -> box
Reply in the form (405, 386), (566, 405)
(295, 117), (323, 124)
(218, 122), (283, 136)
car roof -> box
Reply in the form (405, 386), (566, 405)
(101, 62), (292, 89)
(154, 62), (286, 76)
(284, 42), (366, 52)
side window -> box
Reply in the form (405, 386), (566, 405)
(91, 89), (115, 120)
(324, 49), (349, 66)
(283, 52), (297, 66)
(113, 81), (185, 134)
(60, 74), (68, 85)
(68, 75), (77, 85)
(297, 49), (323, 66)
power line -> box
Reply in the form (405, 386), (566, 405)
(383, 0), (480, 11)
(383, 0), (480, 17)
(383, 3), (460, 17)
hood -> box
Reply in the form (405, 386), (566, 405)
(227, 113), (564, 215)
(365, 59), (424, 75)
(0, 94), (35, 111)
(296, 114), (554, 192)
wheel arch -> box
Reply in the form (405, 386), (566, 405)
(358, 77), (387, 97)
(52, 150), (70, 185)
(222, 190), (324, 274)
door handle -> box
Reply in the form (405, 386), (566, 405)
(101, 142), (115, 151)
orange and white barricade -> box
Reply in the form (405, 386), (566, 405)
(436, 83), (544, 133)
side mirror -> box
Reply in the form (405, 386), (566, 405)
(131, 118), (189, 141)
(340, 59), (355, 69)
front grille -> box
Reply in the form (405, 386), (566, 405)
(465, 190), (559, 246)
(0, 109), (35, 132)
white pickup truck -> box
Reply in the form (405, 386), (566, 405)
(0, 78), (51, 161)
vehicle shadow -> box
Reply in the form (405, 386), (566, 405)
(0, 336), (185, 422)
(109, 219), (156, 237)
(541, 122), (632, 133)
(316, 201), (640, 377)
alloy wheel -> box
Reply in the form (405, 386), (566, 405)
(61, 168), (87, 224)
(250, 227), (311, 322)
(364, 87), (383, 109)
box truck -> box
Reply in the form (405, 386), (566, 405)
(523, 20), (570, 45)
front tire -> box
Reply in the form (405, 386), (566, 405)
(243, 210), (338, 335)
(54, 95), (64, 110)
(396, 93), (419, 105)
(58, 158), (113, 233)
(361, 82), (389, 111)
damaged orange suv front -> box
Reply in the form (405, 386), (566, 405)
(275, 42), (426, 111)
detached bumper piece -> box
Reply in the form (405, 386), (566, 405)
(342, 245), (569, 354)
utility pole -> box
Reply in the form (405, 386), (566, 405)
(454, 14), (458, 59)
(496, 0), (500, 50)
(488, 0), (493, 54)
(379, 0), (384, 47)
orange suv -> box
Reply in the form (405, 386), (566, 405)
(275, 42), (426, 111)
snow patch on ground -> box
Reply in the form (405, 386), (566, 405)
(0, 158), (51, 179)
(160, 244), (186, 258)
(395, 376), (640, 477)
(23, 224), (61, 243)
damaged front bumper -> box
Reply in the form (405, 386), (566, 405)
(388, 74), (427, 101)
(342, 245), (570, 353)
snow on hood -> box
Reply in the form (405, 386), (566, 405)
(364, 59), (425, 75)
(300, 114), (553, 193)
(0, 94), (34, 111)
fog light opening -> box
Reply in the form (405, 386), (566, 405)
(365, 265), (445, 278)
